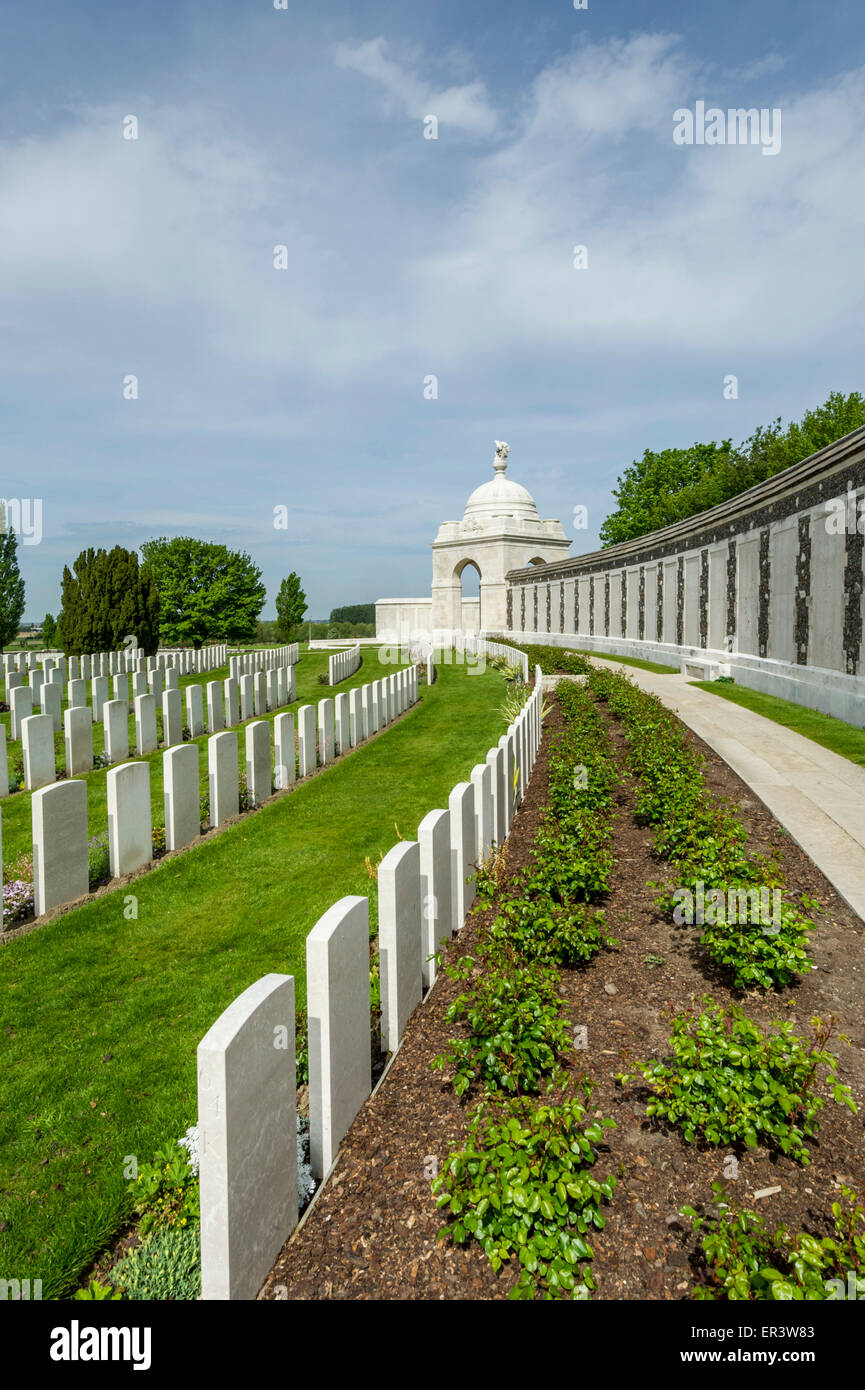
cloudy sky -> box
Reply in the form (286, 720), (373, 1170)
(2, 0), (864, 619)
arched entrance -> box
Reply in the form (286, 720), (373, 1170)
(454, 558), (481, 634)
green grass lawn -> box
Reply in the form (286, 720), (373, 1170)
(690, 680), (865, 767)
(0, 659), (507, 1297)
(0, 648), (380, 867)
(585, 651), (679, 675)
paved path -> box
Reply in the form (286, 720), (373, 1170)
(588, 661), (865, 922)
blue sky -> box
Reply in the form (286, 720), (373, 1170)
(2, 0), (864, 619)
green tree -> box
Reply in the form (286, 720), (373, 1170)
(329, 603), (375, 625)
(600, 390), (865, 547)
(41, 612), (57, 648)
(56, 547), (160, 655)
(599, 441), (735, 546)
(140, 537), (266, 648)
(0, 528), (26, 650)
(275, 572), (307, 640)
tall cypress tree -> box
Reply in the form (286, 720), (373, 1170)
(0, 528), (26, 650)
(56, 547), (160, 655)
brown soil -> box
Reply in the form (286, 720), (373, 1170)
(260, 693), (865, 1301)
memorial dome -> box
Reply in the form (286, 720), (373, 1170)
(462, 444), (541, 525)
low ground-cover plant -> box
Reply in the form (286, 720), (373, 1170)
(433, 940), (569, 1097)
(110, 1223), (201, 1302)
(682, 1181), (865, 1300)
(501, 680), (532, 725)
(619, 998), (856, 1163)
(87, 833), (110, 890)
(590, 667), (815, 988)
(507, 643), (592, 677)
(432, 1087), (616, 1300)
(130, 1136), (200, 1237)
(2, 851), (35, 928)
(492, 893), (616, 968)
(696, 896), (815, 991)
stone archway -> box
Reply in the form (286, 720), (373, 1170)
(454, 558), (482, 634)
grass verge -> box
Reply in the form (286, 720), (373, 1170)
(690, 680), (865, 768)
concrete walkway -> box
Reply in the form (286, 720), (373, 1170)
(588, 660), (865, 922)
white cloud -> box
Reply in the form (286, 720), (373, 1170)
(402, 38), (865, 364)
(725, 53), (787, 81)
(333, 36), (498, 135)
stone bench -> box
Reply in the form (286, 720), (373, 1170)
(680, 658), (731, 681)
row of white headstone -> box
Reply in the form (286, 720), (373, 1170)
(196, 664), (544, 1300)
(3, 649), (243, 745)
(5, 664), (293, 747)
(328, 642), (361, 685)
(4, 645), (228, 686)
(228, 645), (298, 678)
(4, 664), (420, 926)
(3, 665), (298, 795)
(472, 636), (530, 681)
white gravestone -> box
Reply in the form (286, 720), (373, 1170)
(198, 974), (297, 1302)
(273, 712), (296, 790)
(245, 721), (271, 806)
(65, 706), (93, 777)
(418, 807), (453, 988)
(107, 761), (152, 877)
(32, 780), (89, 915)
(306, 896), (371, 1181)
(22, 713), (55, 791)
(164, 743), (200, 852)
(378, 840), (422, 1054)
(208, 731), (239, 827)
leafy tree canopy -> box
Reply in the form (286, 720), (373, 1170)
(41, 612), (57, 648)
(600, 391), (865, 547)
(329, 603), (375, 625)
(140, 536), (265, 648)
(275, 572), (307, 641)
(0, 528), (26, 650)
(55, 547), (160, 656)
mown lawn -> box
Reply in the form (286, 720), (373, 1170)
(586, 651), (679, 674)
(0, 646), (379, 865)
(691, 679), (865, 767)
(0, 658), (507, 1297)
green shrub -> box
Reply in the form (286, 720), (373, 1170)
(621, 998), (856, 1163)
(591, 667), (815, 988)
(682, 1181), (865, 1300)
(432, 942), (568, 1098)
(129, 1139), (199, 1236)
(509, 644), (592, 677)
(73, 1278), (122, 1300)
(493, 894), (615, 969)
(433, 1089), (616, 1300)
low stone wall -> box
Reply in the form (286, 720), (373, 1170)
(503, 426), (865, 726)
(196, 666), (544, 1300)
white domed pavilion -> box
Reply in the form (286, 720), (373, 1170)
(376, 442), (571, 642)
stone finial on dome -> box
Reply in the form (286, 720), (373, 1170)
(493, 440), (510, 474)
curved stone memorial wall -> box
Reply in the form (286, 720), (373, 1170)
(502, 426), (865, 726)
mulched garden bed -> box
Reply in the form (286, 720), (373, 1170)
(260, 692), (865, 1301)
